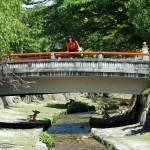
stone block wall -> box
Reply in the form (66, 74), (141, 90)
(0, 96), (22, 109)
(139, 95), (150, 130)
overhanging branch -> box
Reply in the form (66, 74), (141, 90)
(0, 62), (36, 91)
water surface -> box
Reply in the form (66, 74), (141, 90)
(47, 112), (106, 150)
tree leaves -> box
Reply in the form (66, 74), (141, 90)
(126, 0), (150, 44)
(42, 0), (140, 51)
(1, 0), (148, 54)
(0, 0), (26, 54)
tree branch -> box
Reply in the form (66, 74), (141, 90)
(0, 62), (36, 91)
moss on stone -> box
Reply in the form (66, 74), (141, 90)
(141, 88), (150, 96)
(128, 94), (136, 109)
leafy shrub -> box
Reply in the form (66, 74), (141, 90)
(67, 101), (95, 114)
(39, 132), (55, 148)
(88, 105), (95, 111)
(52, 113), (60, 123)
(73, 101), (88, 112)
(119, 100), (128, 106)
(51, 94), (56, 100)
(67, 107), (79, 114)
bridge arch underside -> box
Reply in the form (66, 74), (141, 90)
(0, 76), (149, 96)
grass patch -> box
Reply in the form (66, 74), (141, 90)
(39, 132), (55, 148)
(97, 98), (131, 108)
(0, 100), (67, 150)
(0, 129), (35, 150)
(141, 88), (150, 95)
(9, 100), (67, 121)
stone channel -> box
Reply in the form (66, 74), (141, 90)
(47, 111), (106, 150)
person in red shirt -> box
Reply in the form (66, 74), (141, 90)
(66, 35), (80, 58)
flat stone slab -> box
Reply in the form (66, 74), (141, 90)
(91, 123), (148, 150)
(0, 120), (51, 129)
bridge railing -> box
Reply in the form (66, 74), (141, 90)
(7, 51), (149, 61)
(6, 58), (148, 78)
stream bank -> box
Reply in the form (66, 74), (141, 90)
(91, 123), (150, 150)
(0, 93), (150, 150)
(47, 112), (106, 150)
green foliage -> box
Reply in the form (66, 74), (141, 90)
(72, 101), (88, 112)
(107, 144), (115, 150)
(67, 101), (95, 114)
(20, 4), (50, 53)
(141, 88), (150, 96)
(2, 0), (148, 53)
(146, 61), (150, 82)
(125, 0), (150, 44)
(88, 105), (95, 111)
(42, 0), (142, 51)
(67, 107), (79, 114)
(0, 0), (26, 53)
(128, 95), (136, 109)
(39, 132), (55, 148)
(51, 94), (56, 100)
(52, 113), (60, 123)
(119, 100), (128, 106)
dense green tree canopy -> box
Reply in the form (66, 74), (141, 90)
(20, 5), (50, 52)
(1, 0), (150, 53)
(126, 0), (150, 45)
(0, 0), (27, 54)
(41, 0), (144, 51)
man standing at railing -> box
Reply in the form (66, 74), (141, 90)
(142, 42), (149, 60)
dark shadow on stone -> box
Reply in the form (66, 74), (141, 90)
(89, 114), (136, 128)
(143, 105), (150, 131)
(1, 97), (9, 108)
(46, 103), (66, 109)
(122, 124), (142, 131)
(0, 120), (51, 130)
(121, 124), (144, 135)
(90, 95), (142, 128)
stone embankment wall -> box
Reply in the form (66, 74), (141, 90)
(139, 94), (150, 130)
(0, 96), (21, 109)
(1, 93), (150, 130)
(0, 93), (89, 109)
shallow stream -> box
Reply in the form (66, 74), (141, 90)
(47, 111), (106, 150)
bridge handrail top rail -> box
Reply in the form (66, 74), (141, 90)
(8, 51), (149, 57)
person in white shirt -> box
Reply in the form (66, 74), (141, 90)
(142, 42), (149, 60)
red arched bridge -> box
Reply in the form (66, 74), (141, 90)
(0, 51), (149, 96)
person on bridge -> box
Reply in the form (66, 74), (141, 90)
(66, 35), (82, 58)
(142, 42), (149, 60)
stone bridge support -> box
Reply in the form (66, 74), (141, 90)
(138, 94), (150, 130)
(133, 95), (145, 123)
(122, 94), (150, 130)
(131, 93), (150, 130)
